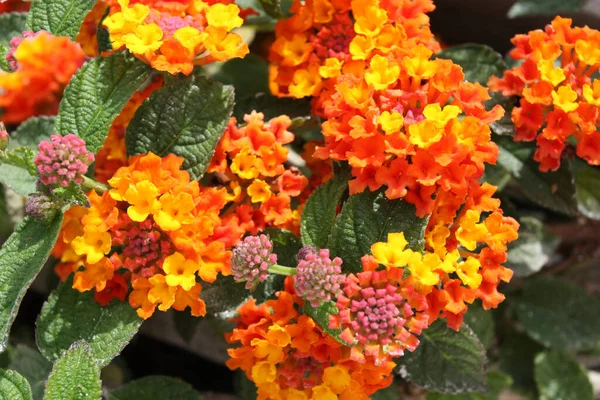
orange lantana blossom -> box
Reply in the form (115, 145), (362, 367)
(207, 112), (309, 237)
(227, 278), (394, 400)
(489, 17), (600, 171)
(52, 152), (230, 319)
(269, 0), (439, 115)
(0, 31), (86, 124)
(103, 0), (249, 75)
(315, 44), (504, 217)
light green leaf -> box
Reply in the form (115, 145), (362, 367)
(26, 0), (96, 40)
(329, 190), (429, 273)
(2, 345), (52, 400)
(44, 341), (101, 400)
(0, 164), (36, 197)
(0, 369), (32, 400)
(534, 350), (593, 400)
(0, 44), (10, 72)
(506, 217), (559, 277)
(495, 136), (577, 216)
(36, 276), (143, 367)
(427, 371), (513, 400)
(514, 276), (600, 351)
(108, 376), (201, 400)
(396, 320), (487, 394)
(463, 302), (495, 350)
(55, 52), (151, 154)
(508, 0), (587, 18)
(301, 172), (349, 248)
(573, 160), (600, 220)
(0, 214), (64, 353)
(9, 117), (55, 150)
(125, 74), (234, 180)
(0, 13), (28, 46)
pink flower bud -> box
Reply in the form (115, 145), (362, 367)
(34, 134), (94, 188)
(231, 234), (277, 290)
(294, 248), (345, 307)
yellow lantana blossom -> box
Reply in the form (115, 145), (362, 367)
(247, 179), (272, 203)
(371, 232), (411, 268)
(155, 192), (195, 231)
(163, 252), (198, 291)
(552, 85), (579, 112)
(71, 227), (112, 264)
(123, 180), (161, 222)
(378, 111), (404, 135)
(206, 3), (244, 31)
(365, 55), (399, 90)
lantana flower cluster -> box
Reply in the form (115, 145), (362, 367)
(315, 44), (503, 217)
(0, 30), (86, 124)
(489, 17), (600, 171)
(103, 0), (249, 75)
(226, 278), (395, 400)
(52, 152), (230, 319)
(269, 0), (439, 115)
(207, 112), (309, 236)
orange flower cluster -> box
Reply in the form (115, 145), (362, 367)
(207, 112), (308, 237)
(269, 0), (439, 114)
(423, 181), (519, 329)
(489, 17), (600, 171)
(226, 278), (394, 400)
(103, 0), (249, 75)
(52, 153), (231, 319)
(0, 31), (86, 124)
(315, 44), (504, 217)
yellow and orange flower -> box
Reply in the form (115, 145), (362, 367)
(103, 0), (249, 75)
(269, 0), (440, 115)
(489, 17), (600, 171)
(226, 278), (394, 400)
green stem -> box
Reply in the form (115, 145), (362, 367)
(268, 264), (297, 276)
(81, 175), (109, 194)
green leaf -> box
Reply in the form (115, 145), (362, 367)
(303, 301), (343, 344)
(263, 228), (302, 268)
(427, 371), (513, 400)
(125, 74), (234, 180)
(214, 54), (269, 99)
(437, 44), (505, 86)
(499, 332), (542, 393)
(506, 217), (559, 277)
(329, 190), (429, 273)
(108, 376), (201, 400)
(44, 341), (102, 400)
(96, 7), (112, 53)
(201, 276), (250, 318)
(232, 93), (311, 123)
(0, 146), (37, 175)
(514, 276), (600, 351)
(0, 45), (10, 72)
(26, 0), (96, 40)
(0, 214), (64, 353)
(300, 172), (349, 248)
(36, 275), (143, 367)
(371, 380), (401, 400)
(463, 302), (495, 350)
(573, 160), (600, 220)
(0, 369), (32, 400)
(396, 320), (487, 394)
(0, 13), (28, 46)
(2, 345), (52, 400)
(534, 350), (593, 400)
(0, 164), (37, 196)
(55, 52), (151, 154)
(508, 0), (587, 18)
(258, 0), (283, 17)
(495, 136), (577, 215)
(9, 117), (55, 150)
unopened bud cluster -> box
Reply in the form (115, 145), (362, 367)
(34, 134), (94, 187)
(294, 248), (345, 307)
(231, 234), (277, 290)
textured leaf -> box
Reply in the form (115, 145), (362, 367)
(214, 54), (269, 99)
(573, 160), (600, 220)
(303, 302), (343, 344)
(396, 320), (487, 394)
(201, 276), (250, 318)
(301, 173), (348, 248)
(0, 369), (32, 400)
(232, 93), (311, 123)
(508, 0), (586, 18)
(0, 164), (36, 197)
(514, 276), (600, 351)
(44, 341), (101, 400)
(258, 0), (283, 17)
(329, 190), (429, 273)
(108, 376), (201, 400)
(534, 350), (593, 400)
(0, 45), (9, 72)
(437, 44), (505, 85)
(26, 0), (96, 40)
(427, 371), (513, 400)
(506, 217), (559, 277)
(0, 13), (28, 46)
(2, 345), (52, 400)
(499, 332), (542, 392)
(36, 276), (143, 367)
(55, 52), (150, 154)
(263, 228), (302, 268)
(0, 214), (63, 353)
(9, 117), (55, 150)
(495, 136), (577, 215)
(126, 74), (234, 180)
(463, 302), (495, 350)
